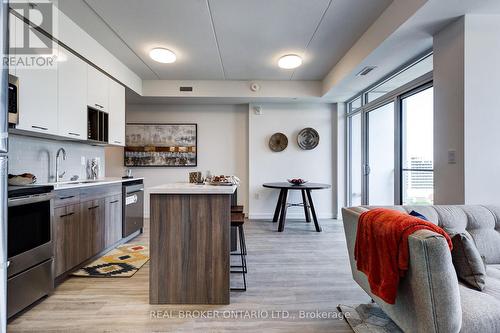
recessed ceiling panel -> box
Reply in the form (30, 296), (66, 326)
(292, 0), (392, 80)
(84, 0), (225, 80)
(208, 0), (331, 80)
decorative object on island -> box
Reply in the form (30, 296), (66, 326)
(206, 175), (241, 186)
(287, 178), (308, 186)
(189, 171), (203, 184)
(297, 127), (320, 150)
(124, 123), (197, 167)
(8, 173), (36, 185)
(268, 132), (288, 152)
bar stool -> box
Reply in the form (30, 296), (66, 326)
(230, 209), (247, 291)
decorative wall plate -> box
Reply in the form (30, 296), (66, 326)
(297, 127), (320, 150)
(269, 132), (288, 152)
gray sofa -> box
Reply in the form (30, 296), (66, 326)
(342, 205), (500, 333)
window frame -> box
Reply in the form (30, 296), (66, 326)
(345, 51), (434, 206)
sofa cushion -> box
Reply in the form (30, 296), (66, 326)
(486, 265), (500, 280)
(404, 206), (439, 225)
(451, 232), (486, 290)
(459, 284), (500, 333)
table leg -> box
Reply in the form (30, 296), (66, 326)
(306, 189), (322, 232)
(278, 189), (289, 232)
(301, 189), (311, 223)
(272, 189), (284, 223)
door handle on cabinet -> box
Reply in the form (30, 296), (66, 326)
(88, 205), (100, 210)
(68, 132), (81, 137)
(60, 212), (75, 218)
(32, 125), (48, 131)
(110, 200), (119, 204)
(59, 195), (75, 200)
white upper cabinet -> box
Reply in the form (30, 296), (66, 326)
(87, 65), (109, 111)
(9, 13), (127, 144)
(58, 48), (87, 139)
(15, 17), (58, 135)
(108, 80), (125, 146)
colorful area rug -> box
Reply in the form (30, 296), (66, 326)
(337, 303), (402, 333)
(72, 244), (149, 278)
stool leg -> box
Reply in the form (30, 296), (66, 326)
(239, 225), (247, 273)
(230, 225), (247, 273)
(231, 225), (247, 291)
(239, 225), (247, 290)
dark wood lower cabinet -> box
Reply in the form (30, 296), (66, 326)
(105, 195), (122, 248)
(54, 204), (81, 276)
(81, 199), (105, 258)
(53, 185), (125, 278)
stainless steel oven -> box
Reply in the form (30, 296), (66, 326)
(7, 187), (54, 318)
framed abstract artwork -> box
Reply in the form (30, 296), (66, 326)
(124, 123), (197, 167)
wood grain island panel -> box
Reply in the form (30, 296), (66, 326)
(150, 190), (233, 304)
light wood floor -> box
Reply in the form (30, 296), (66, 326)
(8, 219), (369, 333)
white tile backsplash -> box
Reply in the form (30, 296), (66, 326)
(8, 134), (105, 183)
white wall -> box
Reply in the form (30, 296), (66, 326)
(248, 103), (336, 219)
(463, 15), (500, 204)
(433, 15), (500, 205)
(106, 104), (248, 218)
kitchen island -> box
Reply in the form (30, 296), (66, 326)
(148, 183), (237, 305)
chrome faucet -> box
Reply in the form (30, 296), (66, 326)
(55, 148), (67, 183)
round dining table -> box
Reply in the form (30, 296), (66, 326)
(262, 182), (331, 232)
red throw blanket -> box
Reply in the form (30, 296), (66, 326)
(354, 208), (452, 304)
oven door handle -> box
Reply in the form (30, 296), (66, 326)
(8, 193), (53, 207)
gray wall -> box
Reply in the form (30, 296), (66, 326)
(8, 134), (105, 183)
(433, 17), (465, 204)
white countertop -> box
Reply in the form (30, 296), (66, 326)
(148, 183), (237, 195)
(35, 177), (144, 191)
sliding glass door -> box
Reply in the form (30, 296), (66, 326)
(401, 86), (434, 204)
(367, 102), (395, 205)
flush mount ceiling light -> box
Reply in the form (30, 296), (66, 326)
(149, 48), (176, 63)
(278, 54), (302, 69)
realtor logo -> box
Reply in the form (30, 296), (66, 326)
(5, 0), (57, 69)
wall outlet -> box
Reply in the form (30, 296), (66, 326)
(254, 193), (260, 200)
(448, 149), (457, 164)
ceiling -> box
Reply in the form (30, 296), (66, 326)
(56, 0), (392, 81)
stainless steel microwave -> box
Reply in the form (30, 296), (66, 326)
(8, 74), (18, 125)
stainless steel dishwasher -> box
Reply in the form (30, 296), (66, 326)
(122, 180), (144, 238)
